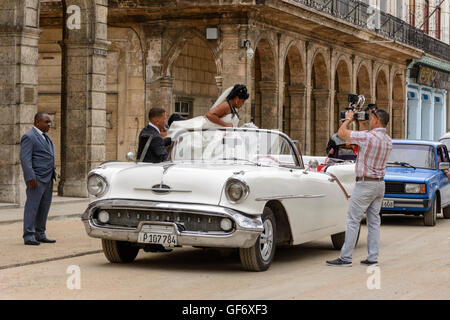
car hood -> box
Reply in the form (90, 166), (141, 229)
(385, 167), (435, 183)
(94, 161), (269, 206)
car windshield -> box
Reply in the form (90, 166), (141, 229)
(440, 138), (450, 151)
(171, 128), (301, 168)
(388, 144), (436, 170)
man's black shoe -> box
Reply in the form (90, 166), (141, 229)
(24, 240), (40, 246)
(326, 258), (352, 267)
(38, 238), (56, 243)
(360, 259), (378, 266)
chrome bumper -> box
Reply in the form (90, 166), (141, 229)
(382, 197), (430, 209)
(82, 199), (263, 248)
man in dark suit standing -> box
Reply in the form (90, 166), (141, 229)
(20, 112), (57, 246)
(137, 107), (171, 163)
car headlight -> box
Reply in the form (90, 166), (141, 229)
(97, 210), (110, 224)
(87, 174), (108, 197)
(225, 177), (250, 204)
(405, 183), (426, 194)
(220, 218), (233, 231)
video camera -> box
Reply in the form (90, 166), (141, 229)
(340, 94), (377, 122)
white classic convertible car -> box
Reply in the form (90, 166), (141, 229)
(82, 128), (356, 271)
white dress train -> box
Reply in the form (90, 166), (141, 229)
(167, 86), (238, 139)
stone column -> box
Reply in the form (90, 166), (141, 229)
(392, 99), (405, 138)
(447, 92), (450, 132)
(220, 25), (250, 122)
(221, 25), (247, 89)
(312, 89), (331, 156)
(160, 77), (174, 114)
(336, 92), (349, 117)
(58, 40), (109, 197)
(0, 1), (40, 205)
(215, 76), (223, 96)
(144, 24), (165, 116)
(259, 81), (279, 130)
(376, 98), (390, 135)
(288, 85), (307, 151)
(58, 1), (110, 197)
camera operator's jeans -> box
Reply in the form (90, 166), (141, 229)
(339, 180), (385, 262)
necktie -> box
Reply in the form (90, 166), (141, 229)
(43, 133), (51, 146)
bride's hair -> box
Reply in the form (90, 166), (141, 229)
(226, 84), (249, 100)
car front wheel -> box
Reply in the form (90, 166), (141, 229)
(102, 239), (140, 263)
(239, 207), (276, 272)
(443, 205), (450, 219)
(331, 223), (361, 250)
(424, 196), (437, 226)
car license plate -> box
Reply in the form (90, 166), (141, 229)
(382, 199), (394, 208)
(138, 232), (177, 246)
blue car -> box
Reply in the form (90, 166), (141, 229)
(381, 140), (450, 226)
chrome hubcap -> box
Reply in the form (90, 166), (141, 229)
(260, 219), (274, 262)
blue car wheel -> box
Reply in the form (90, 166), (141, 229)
(424, 196), (437, 226)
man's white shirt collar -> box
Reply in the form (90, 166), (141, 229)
(148, 122), (160, 134)
(33, 126), (46, 140)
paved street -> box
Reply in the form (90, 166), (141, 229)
(1, 200), (450, 300)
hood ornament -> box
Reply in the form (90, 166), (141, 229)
(151, 184), (171, 194)
(134, 183), (192, 194)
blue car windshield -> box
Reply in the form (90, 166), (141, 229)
(388, 144), (436, 170)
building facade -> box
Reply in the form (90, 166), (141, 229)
(1, 0), (449, 205)
(399, 0), (450, 140)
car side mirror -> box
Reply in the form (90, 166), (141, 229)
(126, 152), (136, 161)
(439, 162), (450, 170)
(308, 159), (319, 171)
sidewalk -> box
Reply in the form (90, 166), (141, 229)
(0, 194), (90, 224)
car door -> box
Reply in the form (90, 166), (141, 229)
(280, 167), (348, 244)
(437, 145), (450, 207)
(268, 134), (348, 244)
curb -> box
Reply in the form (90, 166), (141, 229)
(0, 213), (84, 225)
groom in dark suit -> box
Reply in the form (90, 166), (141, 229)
(137, 107), (171, 163)
(20, 112), (57, 245)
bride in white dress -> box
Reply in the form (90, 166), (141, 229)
(167, 84), (249, 138)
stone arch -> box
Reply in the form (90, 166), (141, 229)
(284, 41), (306, 85)
(254, 35), (277, 81)
(252, 37), (278, 129)
(311, 50), (330, 155)
(171, 36), (219, 118)
(283, 42), (306, 148)
(334, 55), (352, 131)
(392, 71), (405, 138)
(162, 28), (222, 79)
(311, 49), (329, 89)
(375, 67), (389, 112)
(356, 61), (372, 101)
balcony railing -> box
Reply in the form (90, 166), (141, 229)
(290, 0), (450, 61)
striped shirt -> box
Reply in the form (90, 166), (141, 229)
(350, 128), (392, 179)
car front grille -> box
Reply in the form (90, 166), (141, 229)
(385, 182), (405, 194)
(93, 208), (229, 232)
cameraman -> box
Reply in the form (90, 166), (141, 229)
(326, 108), (392, 267)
